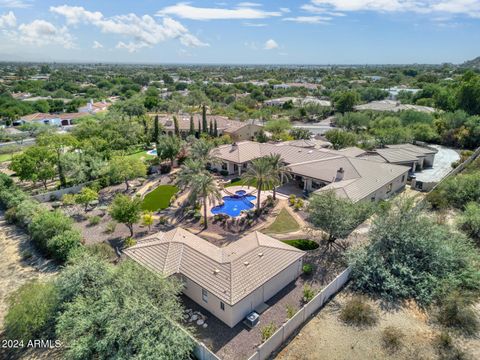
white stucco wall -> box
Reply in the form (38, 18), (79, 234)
(366, 171), (408, 202)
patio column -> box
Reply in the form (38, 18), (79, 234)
(238, 166), (242, 176)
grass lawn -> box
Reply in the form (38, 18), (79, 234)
(126, 151), (155, 162)
(263, 208), (301, 234)
(0, 152), (21, 163)
(283, 239), (319, 251)
(141, 185), (179, 212)
(226, 178), (273, 190)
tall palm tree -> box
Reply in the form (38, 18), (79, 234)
(266, 154), (292, 200)
(189, 172), (222, 229)
(176, 158), (205, 190)
(242, 157), (276, 215)
(190, 138), (217, 166)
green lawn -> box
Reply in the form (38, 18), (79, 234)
(141, 185), (179, 212)
(0, 152), (21, 163)
(226, 178), (273, 190)
(263, 208), (300, 234)
(283, 239), (319, 251)
(126, 151), (155, 162)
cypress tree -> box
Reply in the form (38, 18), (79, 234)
(189, 115), (195, 135)
(202, 105), (208, 133)
(214, 119), (218, 137)
(173, 115), (180, 137)
(197, 119), (201, 138)
(152, 115), (159, 143)
(209, 119), (213, 136)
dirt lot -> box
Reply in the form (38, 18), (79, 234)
(276, 292), (480, 360)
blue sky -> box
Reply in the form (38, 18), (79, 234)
(0, 0), (479, 64)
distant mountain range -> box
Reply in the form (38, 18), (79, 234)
(462, 56), (480, 69)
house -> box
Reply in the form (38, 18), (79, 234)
(79, 100), (111, 114)
(264, 97), (331, 107)
(15, 112), (88, 126)
(354, 100), (436, 113)
(211, 141), (409, 202)
(153, 114), (263, 142)
(124, 228), (305, 328)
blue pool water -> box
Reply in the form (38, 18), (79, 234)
(147, 149), (157, 156)
(211, 190), (256, 217)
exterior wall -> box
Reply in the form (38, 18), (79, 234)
(365, 171), (408, 202)
(181, 258), (303, 328)
(227, 125), (263, 142)
(423, 153), (435, 168)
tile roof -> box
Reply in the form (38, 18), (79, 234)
(153, 114), (258, 134)
(124, 228), (304, 305)
(375, 148), (420, 163)
(385, 143), (438, 155)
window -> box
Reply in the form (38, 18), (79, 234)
(202, 289), (208, 303)
(220, 302), (225, 311)
(221, 163), (227, 170)
(386, 183), (393, 193)
(401, 175), (405, 182)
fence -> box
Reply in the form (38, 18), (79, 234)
(32, 182), (91, 203)
(247, 267), (351, 360)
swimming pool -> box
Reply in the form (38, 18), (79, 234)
(211, 190), (256, 217)
(147, 149), (157, 156)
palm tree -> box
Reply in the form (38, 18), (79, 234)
(267, 154), (292, 200)
(176, 158), (206, 190)
(190, 138), (219, 168)
(242, 157), (276, 215)
(189, 172), (221, 229)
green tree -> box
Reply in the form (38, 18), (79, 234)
(267, 154), (291, 200)
(187, 172), (221, 229)
(108, 157), (147, 191)
(242, 157), (276, 214)
(47, 229), (82, 262)
(173, 115), (180, 137)
(141, 210), (154, 232)
(458, 202), (480, 243)
(9, 146), (56, 189)
(325, 129), (357, 149)
(75, 187), (99, 211)
(109, 194), (142, 237)
(457, 72), (480, 115)
(152, 115), (160, 144)
(213, 119), (218, 137)
(334, 91), (359, 114)
(189, 115), (195, 135)
(265, 119), (292, 140)
(202, 104), (208, 133)
(289, 128), (312, 140)
(190, 138), (215, 165)
(156, 135), (182, 167)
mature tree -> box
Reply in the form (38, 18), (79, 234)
(188, 172), (221, 228)
(242, 157), (276, 214)
(75, 187), (99, 211)
(55, 254), (193, 360)
(109, 194), (142, 237)
(457, 72), (480, 115)
(265, 119), (292, 140)
(176, 158), (207, 191)
(307, 191), (374, 246)
(37, 133), (78, 188)
(336, 112), (370, 132)
(267, 154), (291, 200)
(152, 115), (160, 144)
(213, 119), (218, 137)
(190, 138), (215, 165)
(324, 129), (358, 149)
(108, 157), (147, 191)
(47, 229), (82, 262)
(202, 104), (208, 133)
(173, 115), (180, 137)
(189, 115), (195, 135)
(289, 128), (312, 140)
(156, 135), (182, 167)
(349, 199), (480, 305)
(333, 91), (359, 114)
(10, 146), (56, 189)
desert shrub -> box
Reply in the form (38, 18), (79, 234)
(261, 322), (277, 341)
(286, 304), (296, 319)
(124, 237), (137, 248)
(294, 198), (304, 211)
(4, 207), (16, 224)
(382, 326), (404, 352)
(15, 199), (44, 228)
(29, 210), (74, 251)
(303, 284), (315, 303)
(437, 292), (479, 336)
(47, 229), (82, 262)
(105, 221), (117, 234)
(0, 172), (14, 188)
(84, 243), (117, 262)
(88, 215), (101, 226)
(61, 193), (76, 206)
(349, 199), (480, 305)
(0, 187), (28, 209)
(4, 281), (59, 342)
(429, 172), (480, 209)
(457, 202), (480, 241)
(434, 332), (469, 360)
(302, 263), (314, 275)
(340, 296), (377, 327)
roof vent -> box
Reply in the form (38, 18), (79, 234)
(335, 167), (345, 182)
(258, 252), (264, 257)
(244, 261), (250, 266)
(213, 269), (220, 275)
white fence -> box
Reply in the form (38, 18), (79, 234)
(247, 267), (351, 360)
(32, 182), (91, 203)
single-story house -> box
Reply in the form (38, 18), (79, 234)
(354, 100), (436, 113)
(152, 114), (263, 142)
(79, 100), (111, 114)
(211, 141), (409, 202)
(14, 112), (89, 127)
(124, 228), (305, 328)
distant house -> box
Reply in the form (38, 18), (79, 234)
(212, 141), (409, 202)
(264, 97), (331, 107)
(124, 228), (305, 328)
(79, 100), (111, 114)
(15, 112), (88, 126)
(354, 100), (436, 113)
(153, 114), (263, 142)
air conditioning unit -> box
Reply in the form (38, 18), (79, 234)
(244, 311), (259, 328)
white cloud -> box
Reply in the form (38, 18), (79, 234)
(158, 3), (281, 20)
(237, 2), (262, 7)
(50, 5), (209, 51)
(17, 19), (74, 48)
(0, 0), (31, 8)
(283, 16), (331, 24)
(243, 22), (267, 27)
(280, 7), (291, 13)
(264, 39), (278, 50)
(92, 40), (103, 49)
(0, 10), (15, 27)
(308, 0), (480, 18)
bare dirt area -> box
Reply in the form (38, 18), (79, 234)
(276, 292), (480, 360)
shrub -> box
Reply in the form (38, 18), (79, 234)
(437, 292), (479, 336)
(303, 284), (315, 303)
(219, 170), (229, 177)
(85, 243), (117, 262)
(124, 237), (137, 248)
(61, 193), (76, 206)
(159, 163), (171, 174)
(340, 296), (377, 327)
(283, 239), (319, 251)
(4, 281), (58, 342)
(261, 322), (277, 341)
(0, 172), (14, 188)
(46, 229), (82, 262)
(434, 332), (469, 360)
(0, 187), (28, 209)
(289, 194), (296, 206)
(286, 304), (296, 319)
(294, 198), (304, 211)
(105, 221), (117, 234)
(457, 202), (480, 241)
(88, 215), (101, 226)
(429, 172), (480, 210)
(382, 326), (404, 352)
(29, 210), (74, 252)
(15, 199), (44, 228)
(302, 263), (314, 275)
(4, 207), (16, 224)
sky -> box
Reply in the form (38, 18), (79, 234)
(0, 0), (479, 64)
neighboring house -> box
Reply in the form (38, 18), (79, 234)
(79, 100), (111, 114)
(354, 100), (436, 113)
(153, 114), (263, 142)
(264, 97), (331, 107)
(211, 141), (409, 202)
(15, 112), (88, 126)
(124, 228), (305, 328)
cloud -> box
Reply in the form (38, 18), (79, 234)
(0, 0), (31, 8)
(17, 19), (74, 48)
(92, 40), (103, 49)
(264, 39), (278, 50)
(158, 3), (281, 20)
(243, 22), (267, 27)
(308, 0), (480, 18)
(50, 5), (209, 51)
(280, 7), (291, 13)
(237, 2), (262, 7)
(283, 16), (331, 24)
(0, 10), (15, 27)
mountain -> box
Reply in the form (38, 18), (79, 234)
(462, 56), (480, 69)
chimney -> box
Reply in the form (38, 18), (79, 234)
(335, 167), (345, 182)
